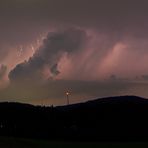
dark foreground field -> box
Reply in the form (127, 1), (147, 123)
(0, 137), (148, 148)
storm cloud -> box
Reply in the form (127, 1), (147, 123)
(9, 28), (88, 82)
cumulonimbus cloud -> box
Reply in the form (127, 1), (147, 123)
(9, 28), (88, 82)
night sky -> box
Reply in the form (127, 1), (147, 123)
(0, 0), (148, 105)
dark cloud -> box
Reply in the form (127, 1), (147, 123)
(50, 64), (60, 77)
(9, 28), (88, 82)
(0, 0), (148, 40)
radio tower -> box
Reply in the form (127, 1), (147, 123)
(66, 92), (70, 105)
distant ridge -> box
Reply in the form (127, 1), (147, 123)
(85, 95), (148, 105)
(57, 95), (148, 109)
(0, 95), (147, 108)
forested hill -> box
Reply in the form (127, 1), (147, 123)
(0, 96), (148, 141)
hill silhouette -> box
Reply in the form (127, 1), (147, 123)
(0, 96), (148, 141)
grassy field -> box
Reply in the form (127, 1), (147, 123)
(0, 137), (148, 148)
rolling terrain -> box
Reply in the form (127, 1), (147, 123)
(0, 96), (148, 141)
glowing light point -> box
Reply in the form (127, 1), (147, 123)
(66, 92), (70, 96)
(66, 91), (70, 105)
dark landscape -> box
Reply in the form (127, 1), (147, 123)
(0, 95), (148, 142)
